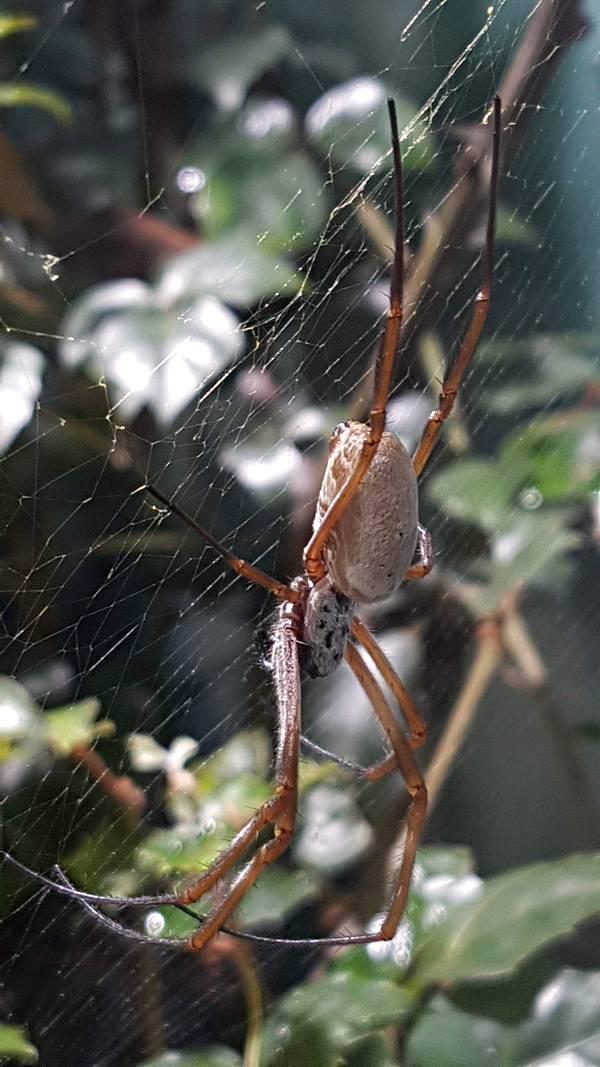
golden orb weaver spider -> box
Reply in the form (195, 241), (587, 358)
(4, 95), (501, 952)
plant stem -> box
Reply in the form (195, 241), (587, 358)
(71, 744), (145, 828)
(425, 618), (503, 819)
(501, 607), (600, 843)
(232, 941), (263, 1067)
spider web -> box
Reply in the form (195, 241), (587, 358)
(0, 0), (599, 1062)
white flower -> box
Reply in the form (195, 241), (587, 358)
(128, 733), (200, 825)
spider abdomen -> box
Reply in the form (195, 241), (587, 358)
(314, 421), (418, 603)
(301, 578), (354, 678)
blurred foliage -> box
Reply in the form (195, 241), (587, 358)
(0, 1023), (38, 1063)
(0, 0), (599, 1064)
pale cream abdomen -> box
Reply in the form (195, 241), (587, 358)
(313, 422), (418, 603)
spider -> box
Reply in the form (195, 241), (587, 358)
(4, 96), (501, 952)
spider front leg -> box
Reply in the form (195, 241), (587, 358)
(412, 96), (501, 478)
(303, 98), (405, 583)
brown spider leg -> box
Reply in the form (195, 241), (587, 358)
(4, 615), (302, 951)
(187, 612), (300, 950)
(145, 483), (300, 602)
(1, 811), (279, 913)
(303, 97), (404, 582)
(301, 735), (398, 783)
(300, 613), (426, 782)
(412, 96), (501, 478)
(351, 616), (426, 749)
(404, 524), (433, 580)
(344, 640), (426, 939)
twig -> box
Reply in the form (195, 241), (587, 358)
(237, 941), (264, 1067)
(71, 743), (145, 828)
(500, 606), (600, 843)
(133, 942), (166, 1059)
(211, 938), (264, 1067)
(425, 618), (503, 819)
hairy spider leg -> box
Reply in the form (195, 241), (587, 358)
(300, 612), (427, 783)
(303, 97), (405, 582)
(1, 614), (301, 952)
(344, 640), (426, 938)
(412, 95), (501, 478)
(145, 483), (300, 602)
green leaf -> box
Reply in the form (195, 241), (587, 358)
(0, 1023), (38, 1063)
(483, 511), (581, 608)
(142, 1048), (242, 1067)
(43, 698), (113, 756)
(195, 148), (327, 252)
(501, 415), (600, 502)
(64, 816), (140, 893)
(193, 728), (271, 792)
(134, 772), (269, 877)
(478, 334), (597, 416)
(0, 15), (37, 38)
(262, 1018), (337, 1067)
(407, 970), (600, 1067)
(515, 968), (600, 1064)
(577, 723), (600, 743)
(293, 784), (373, 875)
(495, 202), (539, 247)
(405, 994), (515, 1066)
(236, 866), (320, 929)
(448, 952), (560, 1025)
(156, 235), (301, 308)
(262, 972), (412, 1065)
(345, 1032), (398, 1067)
(136, 823), (234, 878)
(427, 458), (516, 532)
(0, 83), (71, 124)
(191, 26), (291, 111)
(181, 100), (327, 249)
(306, 78), (435, 177)
(410, 853), (600, 987)
(59, 279), (154, 367)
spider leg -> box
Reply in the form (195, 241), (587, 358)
(2, 619), (301, 951)
(303, 98), (404, 581)
(412, 96), (501, 478)
(345, 640), (426, 937)
(5, 804), (283, 912)
(145, 483), (300, 602)
(186, 614), (300, 950)
(300, 614), (425, 782)
(351, 616), (426, 749)
(300, 734), (397, 781)
(404, 524), (433, 581)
